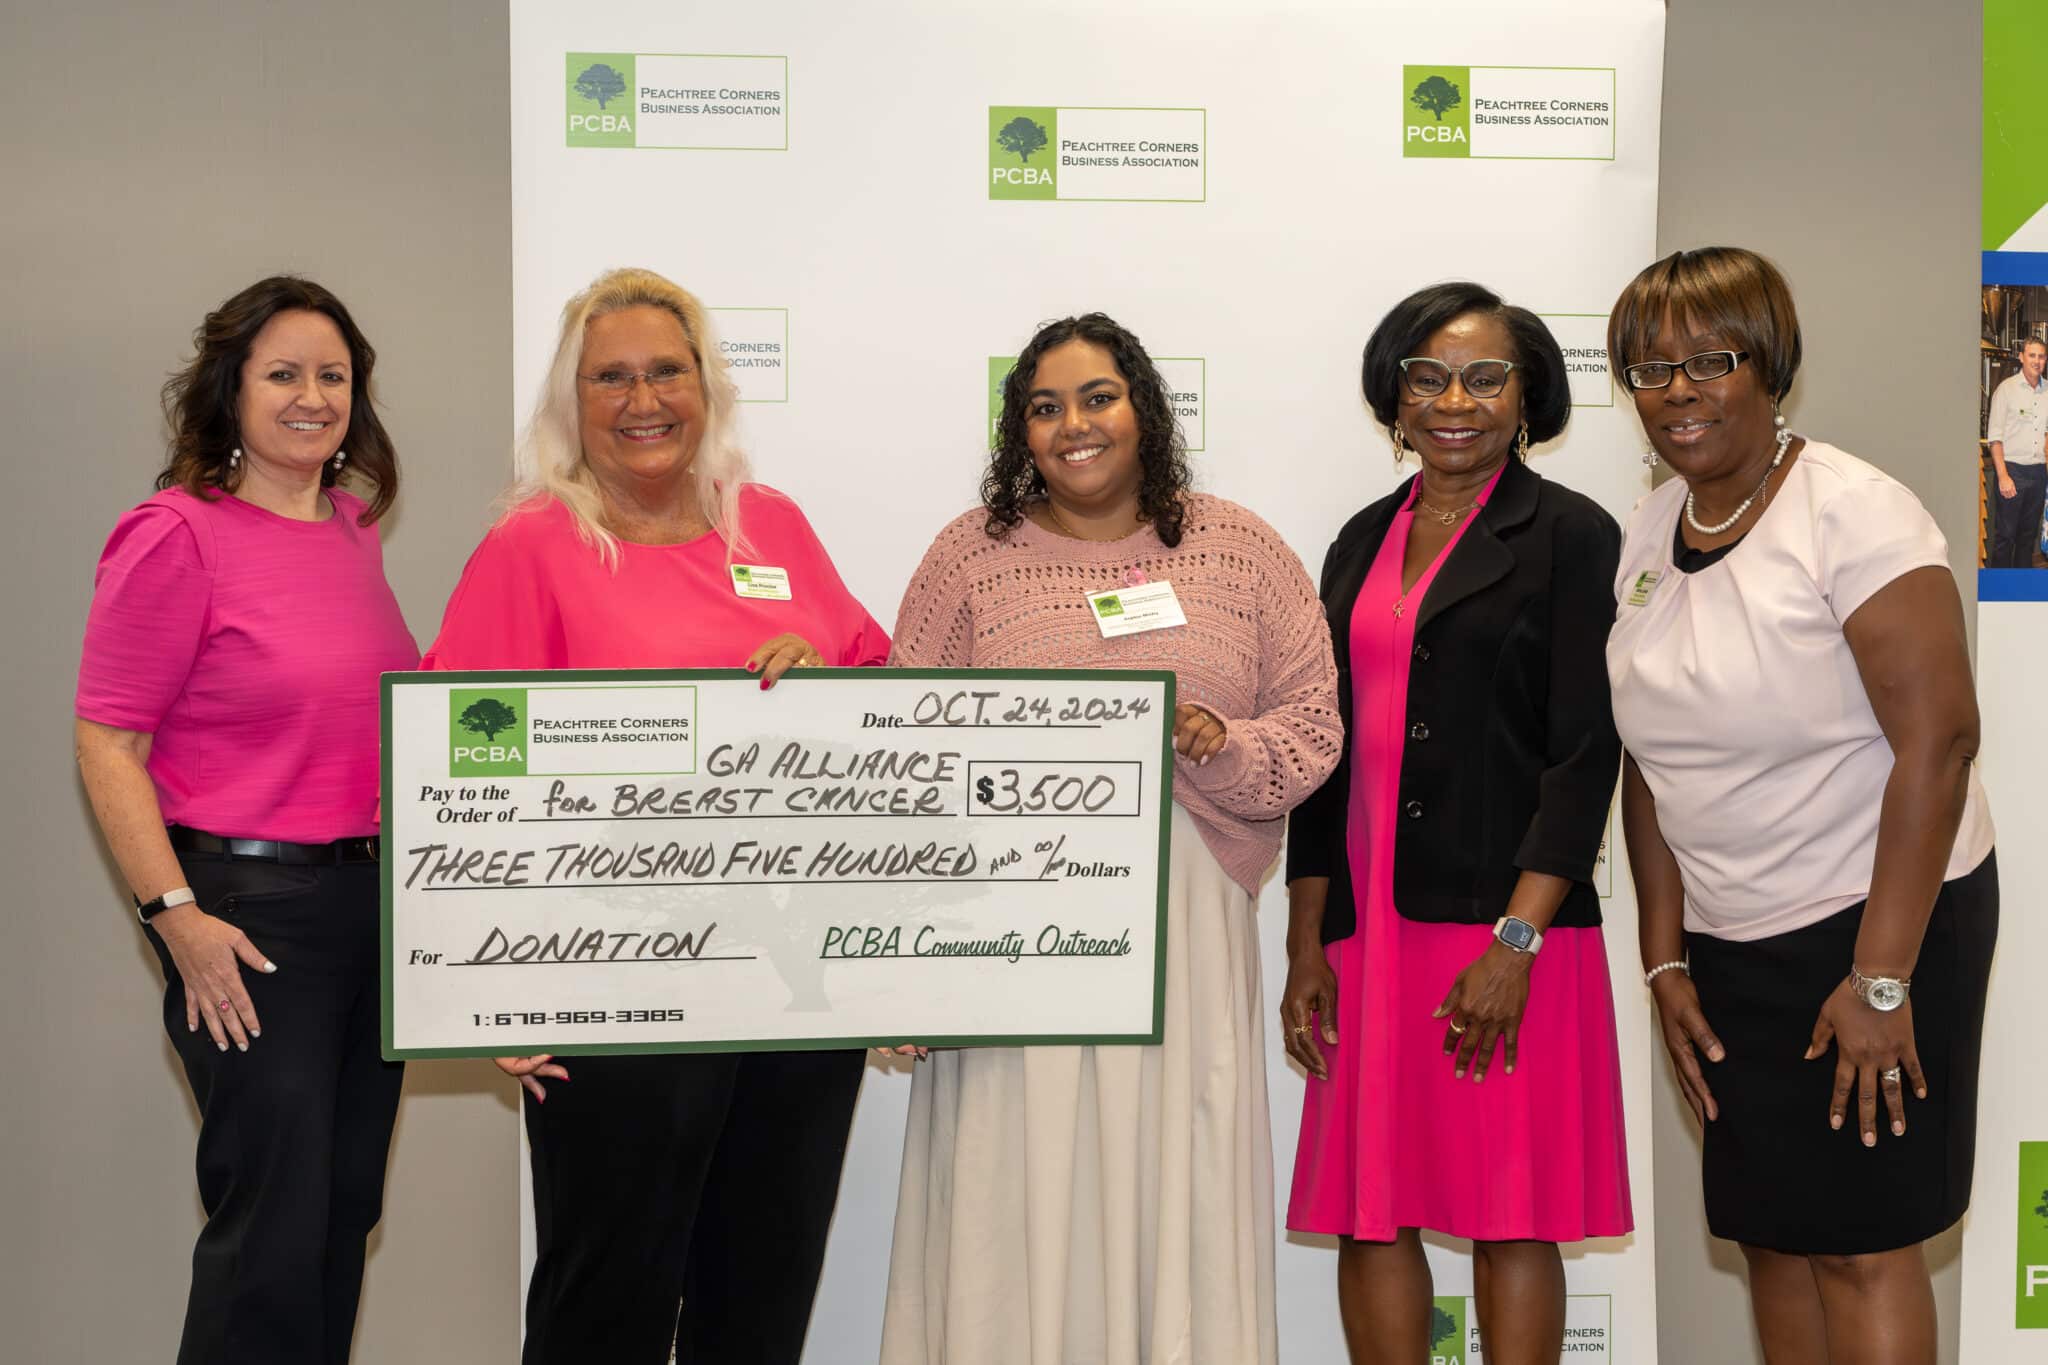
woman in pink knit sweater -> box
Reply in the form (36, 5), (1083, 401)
(879, 314), (1341, 1364)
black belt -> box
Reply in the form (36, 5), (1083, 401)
(169, 826), (379, 865)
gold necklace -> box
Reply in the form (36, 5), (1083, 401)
(1413, 499), (1478, 527)
(1043, 500), (1138, 541)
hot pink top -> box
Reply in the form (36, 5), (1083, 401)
(75, 487), (419, 843)
(422, 485), (889, 671)
(891, 494), (1341, 894)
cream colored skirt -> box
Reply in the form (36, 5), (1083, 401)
(880, 805), (1277, 1365)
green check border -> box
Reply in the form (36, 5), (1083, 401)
(380, 667), (1174, 1060)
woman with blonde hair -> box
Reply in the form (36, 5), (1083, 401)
(424, 267), (890, 1364)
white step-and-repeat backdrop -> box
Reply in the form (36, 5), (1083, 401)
(508, 3), (1666, 1359)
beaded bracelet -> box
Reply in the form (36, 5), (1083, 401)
(1643, 960), (1689, 986)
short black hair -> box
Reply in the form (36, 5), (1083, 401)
(1360, 282), (1570, 451)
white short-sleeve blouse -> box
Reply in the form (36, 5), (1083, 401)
(1606, 441), (1994, 942)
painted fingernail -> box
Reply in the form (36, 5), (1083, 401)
(249, 1029), (260, 1038)
(1893, 1121), (1904, 1135)
(1504, 1065), (1514, 1074)
(1863, 1132), (1875, 1147)
(236, 1042), (248, 1052)
(1831, 1115), (1843, 1129)
(262, 961), (277, 973)
(216, 1042), (228, 1053)
(1454, 1068), (1464, 1078)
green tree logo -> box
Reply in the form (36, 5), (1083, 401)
(575, 62), (628, 109)
(1412, 75), (1462, 121)
(2035, 1187), (2048, 1224)
(1430, 1305), (1458, 1350)
(458, 697), (519, 742)
(997, 115), (1049, 163)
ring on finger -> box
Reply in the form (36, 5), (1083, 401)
(1881, 1065), (1903, 1083)
(1291, 1024), (1311, 1036)
(1448, 1020), (1468, 1035)
(216, 998), (232, 1013)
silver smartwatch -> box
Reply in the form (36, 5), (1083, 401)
(1849, 966), (1910, 1012)
(1493, 916), (1544, 955)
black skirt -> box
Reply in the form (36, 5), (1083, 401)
(1686, 850), (1998, 1254)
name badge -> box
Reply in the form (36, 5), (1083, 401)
(1624, 570), (1662, 607)
(730, 564), (793, 600)
(1086, 580), (1188, 637)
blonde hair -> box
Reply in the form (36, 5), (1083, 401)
(509, 266), (750, 566)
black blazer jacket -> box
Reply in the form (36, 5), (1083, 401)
(1285, 456), (1622, 944)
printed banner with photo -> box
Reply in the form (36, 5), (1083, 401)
(1962, 2), (2048, 1355)
(514, 2), (1667, 1358)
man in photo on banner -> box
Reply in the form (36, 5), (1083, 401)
(1985, 335), (2048, 567)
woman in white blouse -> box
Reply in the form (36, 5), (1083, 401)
(1605, 247), (1996, 1365)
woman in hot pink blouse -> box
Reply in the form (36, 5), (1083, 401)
(75, 276), (416, 1365)
(879, 313), (1341, 1365)
(423, 267), (888, 1365)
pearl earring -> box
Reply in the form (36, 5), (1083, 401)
(332, 450), (348, 472)
(229, 447), (241, 469)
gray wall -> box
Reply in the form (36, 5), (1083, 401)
(0, 5), (521, 1362)
(1652, 2), (1981, 1363)
(0, 2), (1982, 1362)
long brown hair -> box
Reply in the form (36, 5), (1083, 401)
(159, 276), (398, 524)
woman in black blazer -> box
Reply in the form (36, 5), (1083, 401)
(1279, 283), (1632, 1365)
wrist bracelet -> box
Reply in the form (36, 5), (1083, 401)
(134, 887), (196, 924)
(1643, 960), (1689, 986)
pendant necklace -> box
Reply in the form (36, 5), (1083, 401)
(1686, 425), (1794, 536)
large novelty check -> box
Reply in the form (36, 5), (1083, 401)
(381, 669), (1174, 1058)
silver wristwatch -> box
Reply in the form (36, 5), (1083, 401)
(1849, 967), (1910, 1012)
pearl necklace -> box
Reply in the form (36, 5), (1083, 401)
(1685, 426), (1794, 536)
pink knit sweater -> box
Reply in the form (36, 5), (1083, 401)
(891, 493), (1341, 893)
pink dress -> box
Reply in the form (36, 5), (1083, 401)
(1288, 472), (1633, 1243)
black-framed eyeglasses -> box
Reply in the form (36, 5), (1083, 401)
(1622, 349), (1749, 391)
(577, 363), (696, 394)
(1397, 357), (1516, 400)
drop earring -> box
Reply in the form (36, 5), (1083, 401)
(332, 450), (348, 473)
(1641, 445), (1659, 467)
(1392, 423), (1410, 469)
(1515, 425), (1530, 460)
(229, 447), (242, 470)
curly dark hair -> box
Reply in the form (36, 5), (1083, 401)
(982, 313), (1192, 546)
(159, 276), (398, 524)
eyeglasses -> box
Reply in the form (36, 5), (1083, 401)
(577, 363), (696, 395)
(1397, 357), (1516, 400)
(1622, 350), (1749, 391)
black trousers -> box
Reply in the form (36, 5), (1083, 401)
(147, 854), (403, 1365)
(1990, 461), (2048, 567)
(521, 1048), (866, 1364)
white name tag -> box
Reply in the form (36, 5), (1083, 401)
(729, 564), (792, 600)
(1624, 570), (1662, 607)
(1086, 580), (1188, 637)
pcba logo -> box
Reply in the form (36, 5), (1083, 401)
(1429, 1296), (1467, 1364)
(1403, 65), (1471, 158)
(567, 53), (636, 147)
(989, 106), (1057, 199)
(451, 688), (528, 776)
